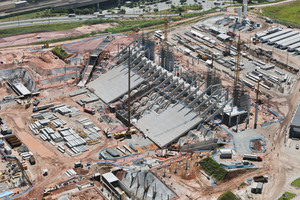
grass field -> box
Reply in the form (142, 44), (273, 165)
(218, 190), (238, 200)
(0, 11), (66, 22)
(278, 192), (296, 200)
(262, 0), (300, 25)
(0, 19), (115, 38)
(291, 177), (300, 188)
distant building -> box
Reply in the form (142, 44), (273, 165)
(290, 101), (300, 138)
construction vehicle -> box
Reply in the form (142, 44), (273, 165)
(114, 129), (137, 139)
(253, 175), (268, 183)
(32, 98), (40, 106)
(83, 108), (95, 115)
(25, 102), (31, 109)
(252, 37), (260, 45)
(196, 50), (209, 60)
(227, 31), (236, 37)
(243, 154), (262, 161)
(42, 42), (49, 49)
(104, 128), (111, 138)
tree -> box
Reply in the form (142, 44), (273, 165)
(90, 31), (96, 36)
(180, 0), (187, 5)
(177, 7), (185, 15)
(118, 9), (126, 14)
(118, 4), (121, 9)
(154, 8), (158, 12)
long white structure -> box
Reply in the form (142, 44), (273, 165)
(274, 34), (300, 48)
(267, 31), (299, 45)
(260, 29), (292, 43)
(288, 41), (300, 52)
(280, 37), (300, 50)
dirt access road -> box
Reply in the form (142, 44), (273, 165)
(261, 78), (300, 199)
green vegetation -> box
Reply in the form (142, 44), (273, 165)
(261, 0), (300, 25)
(278, 192), (296, 200)
(52, 46), (68, 60)
(218, 190), (238, 200)
(291, 177), (300, 188)
(168, 4), (203, 14)
(0, 19), (115, 38)
(0, 7), (96, 22)
(239, 182), (247, 188)
(200, 156), (227, 181)
(103, 19), (165, 34)
(32, 19), (166, 44)
(182, 8), (216, 18)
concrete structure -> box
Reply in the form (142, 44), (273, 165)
(288, 42), (300, 52)
(8, 81), (31, 97)
(101, 172), (131, 200)
(89, 44), (232, 148)
(290, 101), (300, 138)
(220, 149), (233, 159)
(217, 33), (231, 41)
(121, 170), (177, 200)
(78, 36), (113, 87)
(87, 64), (145, 104)
(267, 31), (299, 45)
(260, 29), (292, 43)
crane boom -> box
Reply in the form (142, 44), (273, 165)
(234, 35), (241, 87)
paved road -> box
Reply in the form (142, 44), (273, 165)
(0, 13), (181, 29)
(0, 0), (292, 30)
(227, 0), (296, 12)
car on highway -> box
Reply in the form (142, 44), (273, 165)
(296, 144), (299, 150)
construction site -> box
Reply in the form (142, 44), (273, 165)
(0, 1), (299, 199)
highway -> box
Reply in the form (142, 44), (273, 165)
(0, 0), (290, 30)
(0, 14), (181, 29)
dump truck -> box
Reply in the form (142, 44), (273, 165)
(253, 175), (268, 183)
(243, 154), (262, 161)
(114, 129), (137, 139)
(84, 108), (95, 115)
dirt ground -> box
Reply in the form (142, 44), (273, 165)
(0, 93), (115, 199)
(0, 6), (299, 199)
(0, 23), (113, 48)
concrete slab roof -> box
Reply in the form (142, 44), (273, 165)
(13, 81), (31, 96)
(87, 65), (144, 104)
(102, 172), (119, 183)
(223, 105), (248, 117)
(217, 33), (231, 41)
(135, 104), (202, 148)
(291, 101), (300, 127)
